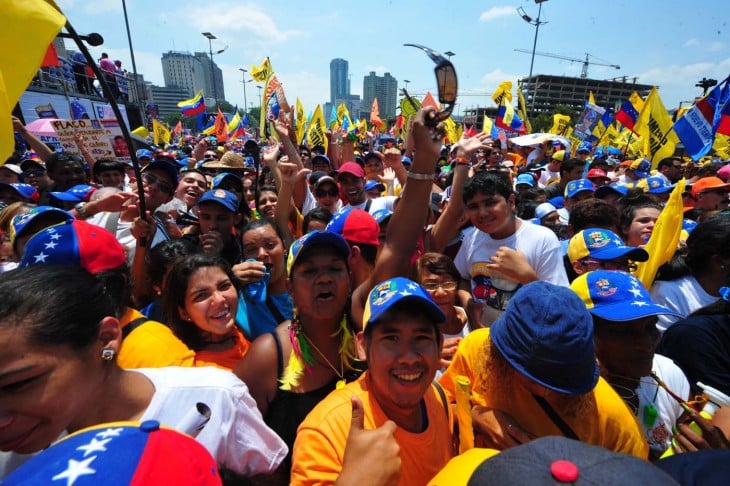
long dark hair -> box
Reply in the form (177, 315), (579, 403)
(162, 254), (239, 350)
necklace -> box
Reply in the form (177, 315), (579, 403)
(300, 332), (346, 389)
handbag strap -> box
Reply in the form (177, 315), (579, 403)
(532, 393), (580, 441)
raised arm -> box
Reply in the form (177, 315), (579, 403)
(12, 116), (54, 161)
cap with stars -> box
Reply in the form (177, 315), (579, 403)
(570, 270), (682, 322)
(362, 276), (445, 331)
(567, 228), (649, 265)
(19, 220), (126, 274)
(2, 420), (221, 486)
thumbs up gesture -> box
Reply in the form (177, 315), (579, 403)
(335, 396), (401, 486)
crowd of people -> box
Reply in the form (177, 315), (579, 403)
(1, 107), (729, 484)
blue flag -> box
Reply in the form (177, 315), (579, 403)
(673, 79), (729, 160)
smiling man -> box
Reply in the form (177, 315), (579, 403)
(291, 276), (454, 485)
(337, 161), (396, 215)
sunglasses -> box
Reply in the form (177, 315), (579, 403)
(141, 172), (174, 195)
(402, 43), (458, 125)
(315, 188), (339, 198)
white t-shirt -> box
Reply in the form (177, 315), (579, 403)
(635, 354), (689, 455)
(538, 168), (560, 188)
(344, 195), (397, 215)
(87, 212), (168, 266)
(650, 275), (717, 332)
(454, 221), (569, 326)
(135, 367), (287, 476)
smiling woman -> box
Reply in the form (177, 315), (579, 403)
(0, 265), (287, 478)
(162, 253), (250, 370)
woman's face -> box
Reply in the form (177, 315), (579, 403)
(0, 327), (101, 454)
(257, 190), (278, 221)
(624, 207), (660, 247)
(179, 266), (238, 338)
(419, 269), (457, 315)
(289, 246), (350, 321)
(242, 224), (285, 283)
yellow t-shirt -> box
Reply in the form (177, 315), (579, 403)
(439, 328), (649, 459)
(291, 374), (455, 486)
(117, 308), (196, 369)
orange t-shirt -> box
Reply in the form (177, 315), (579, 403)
(194, 328), (250, 370)
(291, 374), (455, 486)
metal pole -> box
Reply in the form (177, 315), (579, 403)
(121, 0), (144, 123)
(209, 39), (216, 104)
(528, 1), (543, 113)
(240, 68), (248, 114)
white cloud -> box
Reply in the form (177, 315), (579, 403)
(683, 38), (700, 47)
(709, 41), (725, 52)
(182, 3), (303, 44)
(638, 58), (730, 106)
(479, 6), (515, 22)
(479, 68), (520, 88)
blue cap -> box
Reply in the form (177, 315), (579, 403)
(595, 182), (628, 199)
(49, 184), (97, 202)
(577, 141), (592, 153)
(10, 206), (73, 247)
(212, 172), (242, 190)
(401, 156), (412, 165)
(567, 228), (649, 263)
(491, 281), (599, 395)
(197, 189), (238, 213)
(286, 230), (350, 276)
(372, 208), (393, 224)
(0, 183), (39, 202)
(548, 196), (564, 209)
(534, 202), (557, 220)
(515, 173), (535, 187)
(682, 218), (698, 234)
(136, 149), (152, 160)
(646, 175), (674, 194)
(564, 179), (595, 199)
(362, 277), (445, 331)
(143, 158), (179, 185)
(634, 159), (651, 178)
(364, 180), (385, 192)
(571, 270), (683, 322)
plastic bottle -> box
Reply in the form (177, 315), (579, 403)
(243, 258), (269, 304)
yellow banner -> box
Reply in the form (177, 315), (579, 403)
(307, 104), (328, 152)
(517, 84), (531, 134)
(152, 119), (170, 146)
(635, 87), (679, 167)
(295, 97), (306, 145)
(250, 57), (273, 82)
(550, 114), (571, 135)
(491, 80), (513, 105)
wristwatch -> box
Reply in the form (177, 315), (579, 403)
(74, 202), (89, 219)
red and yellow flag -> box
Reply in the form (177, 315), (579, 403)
(370, 98), (383, 129)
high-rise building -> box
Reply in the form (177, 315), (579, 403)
(362, 72), (398, 119)
(330, 58), (349, 103)
(161, 51), (225, 101)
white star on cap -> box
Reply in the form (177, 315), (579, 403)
(398, 290), (413, 297)
(628, 287), (643, 298)
(612, 238), (624, 246)
(76, 436), (112, 457)
(631, 301), (649, 307)
(52, 457), (96, 486)
(49, 233), (62, 240)
(406, 282), (418, 291)
(95, 427), (123, 439)
(45, 240), (58, 249)
(34, 252), (48, 263)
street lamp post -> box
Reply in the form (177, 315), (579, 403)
(202, 32), (226, 105)
(444, 51), (455, 60)
(518, 0), (549, 114)
(256, 85), (263, 115)
(239, 68), (250, 114)
(121, 0), (144, 123)
(403, 79), (410, 91)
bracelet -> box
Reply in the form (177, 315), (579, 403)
(454, 157), (469, 166)
(406, 171), (433, 181)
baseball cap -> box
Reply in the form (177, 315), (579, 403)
(534, 202), (557, 220)
(211, 172), (242, 191)
(49, 184), (97, 202)
(20, 220), (126, 274)
(372, 208), (393, 224)
(656, 449), (730, 485)
(20, 158), (46, 172)
(3, 420), (222, 486)
(630, 159), (651, 178)
(515, 173), (535, 187)
(646, 175), (674, 194)
(690, 176), (730, 197)
(365, 180), (385, 192)
(0, 163), (22, 175)
(326, 207), (380, 246)
(570, 270), (682, 322)
(0, 182), (39, 202)
(430, 436), (677, 486)
(564, 179), (595, 199)
(143, 158), (179, 186)
(313, 175), (338, 191)
(490, 281), (599, 395)
(136, 149), (152, 160)
(337, 161), (365, 180)
(548, 196), (564, 209)
(362, 277), (445, 331)
(9, 206), (73, 248)
(286, 230), (350, 276)
(198, 189), (238, 213)
(401, 156), (412, 166)
(551, 150), (566, 162)
(577, 141), (592, 153)
(567, 228), (649, 264)
(311, 154), (331, 168)
(526, 160), (547, 172)
(585, 168), (609, 181)
(595, 182), (629, 199)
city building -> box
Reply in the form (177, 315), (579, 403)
(161, 51), (225, 101)
(520, 74), (653, 117)
(330, 58), (349, 104)
(148, 85), (193, 118)
(362, 71), (398, 120)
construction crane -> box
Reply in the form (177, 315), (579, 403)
(514, 49), (620, 79)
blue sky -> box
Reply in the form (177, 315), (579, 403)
(56, 0), (730, 117)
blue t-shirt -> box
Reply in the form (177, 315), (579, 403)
(235, 291), (293, 341)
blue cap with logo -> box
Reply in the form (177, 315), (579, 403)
(362, 277), (445, 331)
(515, 173), (535, 187)
(646, 175), (674, 194)
(197, 189), (238, 213)
(567, 228), (649, 264)
(564, 179), (595, 199)
(49, 184), (96, 202)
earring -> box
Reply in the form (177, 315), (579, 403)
(101, 348), (115, 361)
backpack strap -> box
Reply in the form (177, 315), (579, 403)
(432, 381), (450, 424)
(532, 393), (580, 440)
(122, 316), (148, 340)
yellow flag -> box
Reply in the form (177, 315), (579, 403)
(550, 114), (571, 135)
(152, 119), (171, 146)
(307, 104), (328, 152)
(250, 57), (273, 82)
(598, 123), (620, 147)
(491, 81), (513, 105)
(634, 87), (679, 167)
(443, 117), (458, 145)
(636, 180), (686, 288)
(713, 133), (730, 159)
(588, 90), (596, 105)
(295, 97), (306, 144)
(517, 84), (531, 134)
(131, 126), (150, 138)
(1, 0), (65, 164)
(482, 115), (495, 135)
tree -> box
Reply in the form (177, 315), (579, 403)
(247, 106), (261, 128)
(210, 100), (235, 113)
(162, 112), (181, 127)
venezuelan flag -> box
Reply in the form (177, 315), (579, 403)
(177, 90), (206, 117)
(495, 98), (526, 134)
(615, 92), (643, 133)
